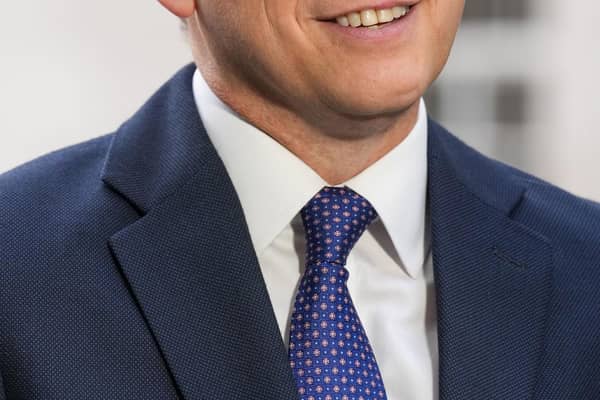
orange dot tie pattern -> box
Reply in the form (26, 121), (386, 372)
(288, 186), (388, 400)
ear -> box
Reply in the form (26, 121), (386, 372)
(158, 0), (196, 18)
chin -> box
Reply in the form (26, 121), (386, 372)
(324, 83), (422, 118)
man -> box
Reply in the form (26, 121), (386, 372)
(0, 0), (599, 398)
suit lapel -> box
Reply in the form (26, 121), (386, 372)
(427, 120), (555, 400)
(102, 64), (298, 400)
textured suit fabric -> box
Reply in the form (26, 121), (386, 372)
(0, 63), (599, 399)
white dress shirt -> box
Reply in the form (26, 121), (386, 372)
(192, 68), (438, 400)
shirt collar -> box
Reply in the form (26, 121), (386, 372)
(192, 68), (428, 279)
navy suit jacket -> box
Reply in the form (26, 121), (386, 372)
(1, 64), (599, 399)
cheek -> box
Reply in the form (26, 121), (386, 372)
(199, 1), (278, 57)
(434, 1), (464, 45)
(255, 17), (325, 92)
(425, 1), (464, 67)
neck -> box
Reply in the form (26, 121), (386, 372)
(243, 102), (420, 185)
(194, 62), (420, 186)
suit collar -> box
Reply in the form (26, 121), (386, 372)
(102, 64), (555, 400)
(193, 67), (430, 279)
(103, 64), (298, 399)
(101, 64), (214, 215)
(426, 117), (526, 215)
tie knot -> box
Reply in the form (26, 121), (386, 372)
(301, 186), (378, 266)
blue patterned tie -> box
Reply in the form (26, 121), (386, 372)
(288, 186), (388, 400)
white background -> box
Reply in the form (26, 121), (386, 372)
(1, 1), (599, 200)
(0, 1), (190, 173)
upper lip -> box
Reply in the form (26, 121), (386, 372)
(317, 0), (420, 21)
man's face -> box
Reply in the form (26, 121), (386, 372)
(194, 0), (464, 119)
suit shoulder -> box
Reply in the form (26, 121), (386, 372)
(432, 120), (600, 249)
(0, 133), (135, 273)
(0, 134), (115, 219)
(0, 133), (114, 187)
(482, 141), (600, 247)
(516, 170), (600, 254)
(0, 131), (115, 223)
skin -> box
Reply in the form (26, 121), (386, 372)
(159, 0), (465, 184)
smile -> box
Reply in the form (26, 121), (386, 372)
(333, 6), (412, 29)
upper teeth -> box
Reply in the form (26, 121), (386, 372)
(336, 6), (410, 28)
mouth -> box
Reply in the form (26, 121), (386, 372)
(316, 3), (418, 42)
(328, 5), (413, 30)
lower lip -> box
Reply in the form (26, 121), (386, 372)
(320, 5), (418, 43)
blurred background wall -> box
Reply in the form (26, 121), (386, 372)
(1, 0), (599, 200)
(426, 0), (600, 201)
